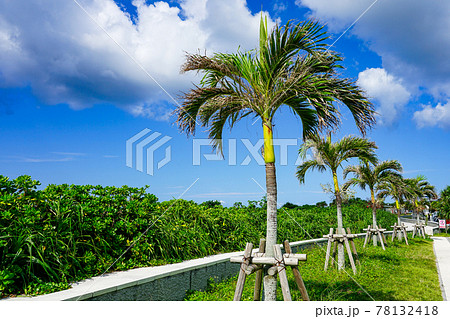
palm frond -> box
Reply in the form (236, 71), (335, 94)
(325, 77), (376, 135)
(342, 177), (367, 192)
(335, 135), (378, 166)
(175, 86), (237, 135)
(261, 20), (329, 87)
(283, 96), (318, 138)
(175, 18), (376, 164)
(296, 159), (327, 184)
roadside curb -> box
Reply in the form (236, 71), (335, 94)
(432, 237), (450, 301)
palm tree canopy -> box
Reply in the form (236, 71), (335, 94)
(175, 18), (375, 153)
(376, 174), (411, 204)
(405, 175), (438, 203)
(296, 134), (378, 185)
(343, 159), (403, 192)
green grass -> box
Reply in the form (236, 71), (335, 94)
(185, 237), (442, 301)
(432, 232), (450, 237)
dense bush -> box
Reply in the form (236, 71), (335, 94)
(0, 175), (397, 298)
(434, 185), (450, 219)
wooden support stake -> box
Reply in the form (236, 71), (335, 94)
(284, 240), (309, 301)
(267, 265), (278, 276)
(233, 242), (252, 301)
(381, 231), (387, 244)
(244, 264), (262, 276)
(376, 226), (386, 251)
(324, 228), (333, 271)
(403, 229), (409, 245)
(274, 245), (291, 301)
(346, 228), (360, 266)
(251, 256), (299, 266)
(330, 239), (337, 267)
(392, 223), (397, 242)
(283, 253), (307, 261)
(363, 225), (370, 247)
(253, 238), (265, 301)
(399, 223), (408, 241)
(420, 225), (426, 238)
(342, 229), (357, 275)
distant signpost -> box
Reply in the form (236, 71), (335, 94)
(439, 219), (447, 231)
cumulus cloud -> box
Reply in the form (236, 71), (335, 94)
(297, 0), (450, 119)
(357, 68), (410, 126)
(413, 101), (450, 129)
(0, 0), (274, 119)
(295, 0), (369, 32)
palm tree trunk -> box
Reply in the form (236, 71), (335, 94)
(415, 200), (419, 224)
(371, 189), (377, 246)
(333, 172), (345, 270)
(263, 120), (277, 301)
(396, 201), (401, 224)
(396, 200), (403, 240)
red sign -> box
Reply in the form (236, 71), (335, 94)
(439, 219), (446, 229)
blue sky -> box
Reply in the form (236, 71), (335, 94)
(0, 0), (449, 206)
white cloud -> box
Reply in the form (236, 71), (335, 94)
(297, 0), (450, 119)
(413, 101), (450, 129)
(295, 0), (369, 31)
(273, 1), (287, 14)
(357, 68), (410, 126)
(0, 0), (274, 120)
(51, 152), (86, 156)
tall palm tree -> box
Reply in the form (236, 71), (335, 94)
(405, 175), (438, 223)
(343, 160), (403, 245)
(175, 17), (375, 300)
(296, 134), (377, 269)
(377, 175), (411, 226)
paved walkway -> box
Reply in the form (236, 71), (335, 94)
(432, 236), (450, 301)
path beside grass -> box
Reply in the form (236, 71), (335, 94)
(432, 236), (450, 300)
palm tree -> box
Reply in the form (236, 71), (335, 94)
(377, 175), (411, 226)
(343, 160), (402, 245)
(296, 134), (377, 269)
(405, 176), (437, 223)
(175, 17), (375, 300)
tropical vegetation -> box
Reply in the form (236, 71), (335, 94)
(343, 159), (403, 245)
(0, 174), (397, 298)
(377, 174), (411, 226)
(433, 185), (450, 220)
(405, 175), (437, 222)
(296, 134), (377, 268)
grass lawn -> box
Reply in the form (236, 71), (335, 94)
(185, 237), (442, 301)
(432, 232), (450, 237)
